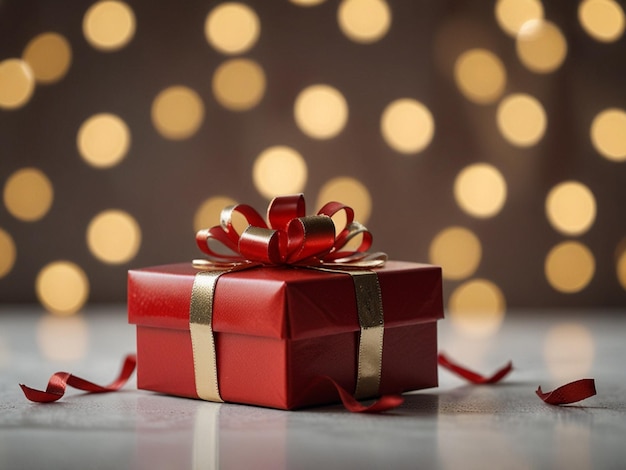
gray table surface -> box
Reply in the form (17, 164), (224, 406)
(1, 305), (625, 469)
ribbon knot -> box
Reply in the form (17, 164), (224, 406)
(195, 194), (386, 268)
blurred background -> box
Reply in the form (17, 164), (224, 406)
(1, 0), (625, 334)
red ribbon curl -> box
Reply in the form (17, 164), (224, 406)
(437, 353), (513, 384)
(19, 354), (137, 403)
(536, 379), (597, 405)
(195, 194), (382, 267)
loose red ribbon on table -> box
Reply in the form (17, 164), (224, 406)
(19, 353), (598, 408)
(437, 353), (513, 384)
(19, 354), (137, 403)
(194, 193), (385, 268)
(536, 379), (597, 405)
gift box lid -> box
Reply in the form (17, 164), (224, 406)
(128, 261), (443, 340)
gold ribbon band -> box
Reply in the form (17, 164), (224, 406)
(190, 264), (385, 403)
(350, 270), (385, 400)
(189, 269), (228, 403)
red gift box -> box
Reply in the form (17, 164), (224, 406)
(128, 260), (443, 410)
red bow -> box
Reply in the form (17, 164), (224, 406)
(195, 194), (385, 267)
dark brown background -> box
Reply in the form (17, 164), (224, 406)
(1, 0), (625, 309)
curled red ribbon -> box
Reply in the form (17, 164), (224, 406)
(322, 377), (404, 413)
(536, 379), (597, 405)
(437, 353), (513, 384)
(195, 194), (385, 268)
(20, 354), (137, 403)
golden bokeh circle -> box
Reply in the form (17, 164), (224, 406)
(590, 108), (626, 161)
(495, 0), (544, 37)
(448, 279), (506, 338)
(194, 195), (237, 233)
(516, 19), (567, 73)
(578, 0), (625, 43)
(454, 163), (507, 218)
(316, 177), (372, 224)
(545, 181), (596, 236)
(253, 146), (308, 199)
(337, 0), (391, 44)
(83, 0), (136, 51)
(36, 261), (90, 316)
(205, 2), (260, 55)
(290, 0), (326, 5)
(454, 49), (506, 105)
(212, 59), (266, 111)
(545, 241), (595, 293)
(0, 58), (35, 110)
(3, 167), (54, 222)
(496, 93), (547, 147)
(429, 226), (482, 280)
(0, 228), (16, 278)
(152, 86), (205, 140)
(294, 84), (349, 139)
(22, 32), (72, 84)
(617, 241), (626, 290)
(87, 209), (142, 264)
(77, 113), (131, 167)
(381, 98), (435, 154)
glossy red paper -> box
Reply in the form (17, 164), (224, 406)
(128, 261), (443, 410)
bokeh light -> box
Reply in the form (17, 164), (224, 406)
(545, 181), (596, 236)
(0, 228), (16, 278)
(448, 279), (506, 338)
(494, 0), (544, 37)
(617, 239), (626, 290)
(337, 0), (391, 44)
(294, 84), (349, 139)
(204, 2), (260, 55)
(0, 58), (35, 109)
(290, 0), (326, 5)
(212, 59), (266, 111)
(316, 177), (372, 224)
(152, 86), (205, 140)
(454, 163), (507, 218)
(543, 323), (594, 381)
(429, 226), (482, 280)
(516, 19), (567, 73)
(454, 49), (506, 104)
(87, 209), (141, 264)
(253, 146), (308, 199)
(578, 0), (625, 43)
(3, 168), (53, 222)
(194, 195), (237, 233)
(77, 113), (131, 167)
(37, 314), (89, 361)
(545, 241), (595, 293)
(590, 108), (626, 161)
(83, 0), (136, 51)
(380, 98), (435, 154)
(496, 93), (547, 147)
(36, 261), (89, 315)
(22, 32), (72, 84)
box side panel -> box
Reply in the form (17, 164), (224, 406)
(136, 326), (197, 398)
(218, 333), (288, 409)
(286, 331), (358, 409)
(285, 322), (438, 409)
(380, 322), (438, 394)
(137, 326), (290, 409)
